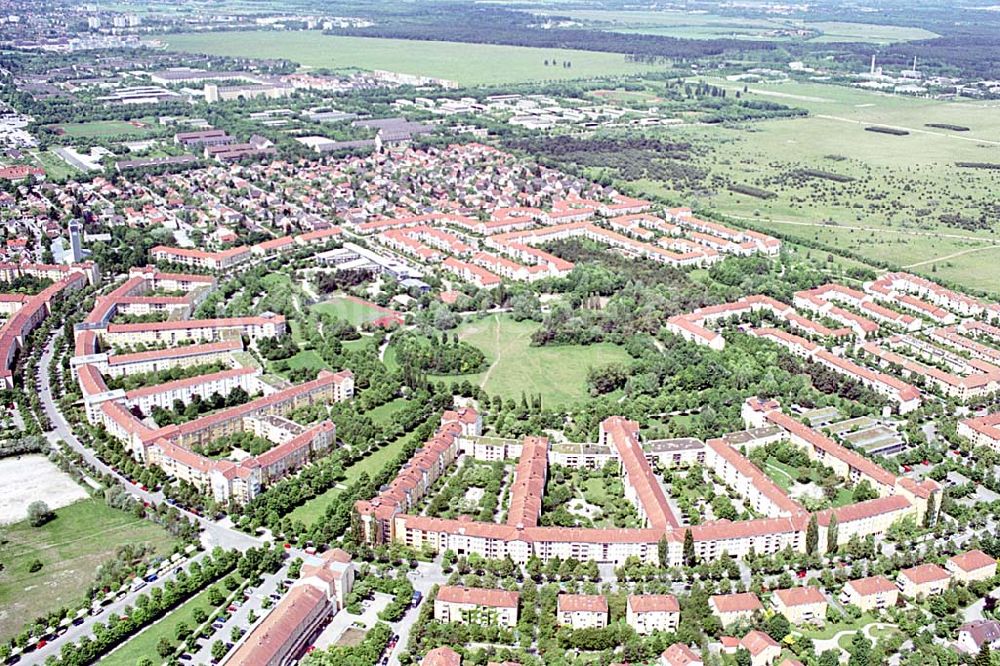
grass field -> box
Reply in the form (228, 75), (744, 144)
(426, 314), (631, 408)
(0, 498), (177, 642)
(163, 31), (658, 85)
(312, 296), (388, 327)
(27, 149), (81, 180)
(52, 119), (155, 138)
(533, 10), (937, 43)
(287, 429), (415, 526)
(626, 78), (1000, 294)
(366, 398), (412, 425)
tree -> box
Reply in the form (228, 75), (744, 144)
(848, 632), (871, 666)
(658, 535), (669, 568)
(818, 650), (840, 666)
(212, 640), (227, 661)
(827, 514), (839, 554)
(156, 637), (173, 658)
(976, 643), (991, 666)
(27, 500), (53, 527)
(924, 494), (938, 528)
(735, 648), (752, 666)
(766, 613), (791, 641)
(684, 528), (696, 567)
(852, 480), (877, 503)
(806, 513), (819, 555)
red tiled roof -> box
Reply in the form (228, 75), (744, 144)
(661, 643), (702, 666)
(899, 563), (950, 585)
(558, 594), (608, 614)
(710, 593), (762, 614)
(844, 575), (897, 597)
(948, 549), (996, 573)
(437, 586), (518, 608)
(628, 594), (679, 613)
(772, 586), (825, 607)
(422, 647), (462, 666)
(740, 630), (779, 657)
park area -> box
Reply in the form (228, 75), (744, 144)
(0, 498), (177, 642)
(162, 31), (656, 85)
(388, 314), (632, 409)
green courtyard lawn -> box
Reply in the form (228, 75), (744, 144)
(429, 314), (632, 409)
(0, 498), (178, 642)
(366, 398), (413, 425)
(795, 612), (877, 640)
(162, 31), (656, 86)
(287, 429), (415, 526)
(312, 296), (387, 328)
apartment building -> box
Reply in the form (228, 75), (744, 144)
(557, 594), (608, 629)
(626, 595), (680, 634)
(771, 586), (827, 625)
(433, 586), (519, 627)
(946, 549), (997, 583)
(660, 644), (702, 666)
(897, 563), (951, 597)
(709, 593), (762, 626)
(840, 575), (899, 612)
(224, 549), (355, 666)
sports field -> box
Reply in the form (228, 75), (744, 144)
(162, 31), (657, 85)
(0, 498), (177, 642)
(629, 78), (1000, 294)
(311, 296), (391, 327)
(51, 119), (155, 138)
(432, 314), (631, 408)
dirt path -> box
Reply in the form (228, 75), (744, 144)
(903, 244), (1000, 269)
(477, 314), (504, 390)
(815, 114), (1000, 146)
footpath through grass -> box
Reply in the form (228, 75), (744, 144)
(431, 314), (631, 409)
(0, 498), (177, 642)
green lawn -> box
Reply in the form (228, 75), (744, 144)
(312, 296), (387, 328)
(366, 398), (412, 425)
(101, 576), (238, 666)
(28, 149), (82, 180)
(0, 498), (178, 642)
(287, 429), (415, 526)
(53, 119), (155, 138)
(427, 314), (632, 409)
(796, 613), (876, 640)
(284, 349), (329, 372)
(162, 31), (658, 86)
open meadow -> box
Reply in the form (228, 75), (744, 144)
(162, 31), (659, 86)
(626, 78), (1000, 294)
(0, 498), (177, 641)
(531, 9), (938, 43)
(420, 314), (631, 408)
